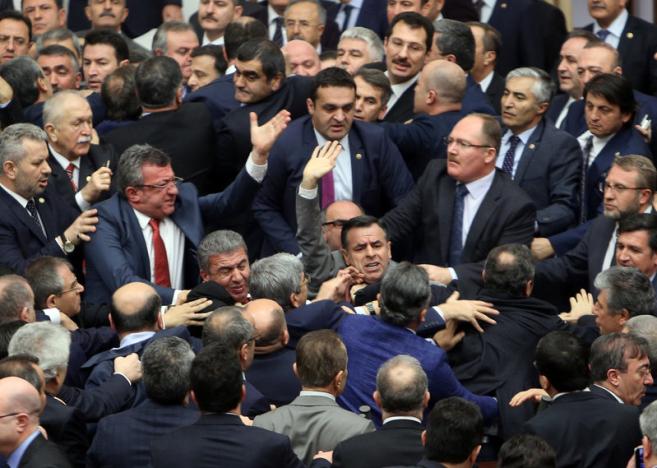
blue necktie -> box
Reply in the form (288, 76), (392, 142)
(502, 135), (521, 176)
(596, 29), (611, 41)
(341, 4), (354, 31)
(449, 184), (469, 266)
(272, 17), (284, 46)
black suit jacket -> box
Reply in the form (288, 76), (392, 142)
(484, 72), (505, 115)
(332, 419), (424, 468)
(246, 347), (301, 407)
(41, 396), (88, 468)
(325, 0), (388, 39)
(546, 93), (571, 126)
(18, 433), (72, 468)
(383, 82), (415, 123)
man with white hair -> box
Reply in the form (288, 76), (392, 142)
(336, 26), (384, 75)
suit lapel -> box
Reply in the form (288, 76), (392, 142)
(438, 175), (456, 262)
(617, 16), (635, 58)
(462, 172), (503, 258)
(514, 121), (544, 182)
(119, 196), (151, 278)
(0, 188), (49, 242)
(48, 151), (77, 198)
(348, 129), (365, 203)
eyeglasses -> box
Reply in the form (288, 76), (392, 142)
(0, 412), (20, 419)
(444, 137), (493, 150)
(322, 219), (348, 228)
(56, 280), (83, 296)
(598, 181), (648, 194)
(135, 177), (183, 190)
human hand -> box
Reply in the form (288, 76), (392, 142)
(509, 388), (548, 407)
(559, 289), (594, 323)
(315, 272), (351, 302)
(250, 110), (292, 163)
(80, 166), (112, 203)
(163, 298), (213, 328)
(433, 319), (464, 351)
(438, 291), (498, 333)
(420, 264), (453, 285)
(531, 238), (555, 260)
(300, 141), (341, 190)
(314, 451), (333, 463)
(64, 209), (99, 245)
(114, 353), (142, 383)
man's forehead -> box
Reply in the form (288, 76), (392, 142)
(579, 48), (615, 68)
(0, 19), (29, 36)
(618, 230), (650, 246)
(84, 44), (117, 60)
(211, 249), (248, 265)
(390, 22), (427, 43)
(236, 59), (264, 73)
(38, 54), (73, 67)
(348, 225), (386, 242)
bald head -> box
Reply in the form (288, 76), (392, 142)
(375, 355), (428, 416)
(414, 59), (466, 115)
(244, 299), (288, 351)
(110, 283), (161, 334)
(0, 275), (35, 326)
(323, 200), (364, 251)
(282, 39), (320, 77)
(0, 376), (40, 455)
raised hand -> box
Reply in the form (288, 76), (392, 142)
(64, 209), (99, 245)
(80, 166), (113, 203)
(300, 140), (342, 190)
(250, 110), (292, 163)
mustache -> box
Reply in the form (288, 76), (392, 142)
(77, 136), (92, 144)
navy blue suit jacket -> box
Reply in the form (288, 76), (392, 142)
(463, 76), (497, 116)
(84, 170), (260, 305)
(546, 93), (571, 126)
(382, 83), (415, 123)
(88, 399), (199, 468)
(252, 116), (414, 254)
(246, 347), (301, 407)
(42, 395), (88, 468)
(337, 314), (498, 426)
(185, 73), (239, 129)
(325, 0), (388, 39)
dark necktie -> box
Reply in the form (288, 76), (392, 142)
(341, 4), (354, 31)
(448, 184), (469, 266)
(596, 29), (611, 41)
(149, 218), (171, 288)
(580, 135), (594, 223)
(321, 171), (335, 209)
(473, 0), (485, 20)
(272, 16), (284, 47)
(502, 135), (521, 177)
(26, 199), (45, 236)
(65, 163), (77, 191)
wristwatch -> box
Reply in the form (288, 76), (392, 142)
(60, 234), (75, 254)
(365, 302), (376, 315)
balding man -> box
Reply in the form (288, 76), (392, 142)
(282, 40), (320, 77)
(0, 376), (71, 467)
(0, 275), (36, 325)
(244, 299), (301, 407)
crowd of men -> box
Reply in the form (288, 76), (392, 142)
(0, 0), (656, 467)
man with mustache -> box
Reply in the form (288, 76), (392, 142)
(195, 0), (243, 46)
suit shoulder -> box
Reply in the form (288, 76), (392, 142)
(626, 14), (657, 34)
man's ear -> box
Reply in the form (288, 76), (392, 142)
(282, 328), (290, 346)
(270, 73), (283, 92)
(45, 293), (58, 310)
(607, 368), (621, 387)
(289, 292), (302, 309)
(341, 248), (350, 266)
(292, 362), (298, 378)
(421, 430), (427, 447)
(373, 390), (382, 408)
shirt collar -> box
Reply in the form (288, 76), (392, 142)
(118, 331), (156, 349)
(299, 390), (336, 401)
(7, 429), (40, 467)
(133, 208), (154, 230)
(592, 383), (625, 403)
(313, 129), (350, 150)
(578, 130), (614, 153)
(384, 71), (419, 97)
(344, 0), (363, 9)
(383, 416), (422, 424)
(478, 70), (494, 92)
(504, 124), (537, 145)
(595, 8), (628, 39)
(464, 168), (496, 200)
(49, 144), (80, 171)
(202, 32), (224, 46)
(0, 182), (29, 208)
(268, 4), (283, 24)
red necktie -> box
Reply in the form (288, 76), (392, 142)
(149, 218), (171, 288)
(321, 171), (335, 209)
(65, 163), (77, 191)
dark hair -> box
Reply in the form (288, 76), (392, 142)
(354, 67), (392, 107)
(497, 434), (556, 468)
(380, 262), (431, 327)
(320, 49), (337, 61)
(102, 64), (141, 121)
(295, 330), (347, 387)
(22, 0), (63, 8)
(224, 20), (267, 61)
(466, 21), (501, 55)
(434, 19), (475, 72)
(340, 215), (386, 250)
(191, 342), (243, 413)
(534, 331), (590, 392)
(110, 291), (161, 333)
(25, 256), (72, 309)
(0, 354), (42, 392)
(310, 66), (355, 102)
(0, 10), (31, 42)
(0, 321), (27, 359)
(583, 73), (636, 123)
(202, 306), (254, 349)
(191, 44), (227, 76)
(83, 29), (129, 63)
(424, 397), (483, 463)
(590, 332), (650, 381)
(236, 39), (285, 80)
(135, 56), (182, 108)
(387, 12), (433, 53)
(618, 213), (657, 252)
(142, 337), (195, 405)
(36, 44), (79, 72)
(566, 28), (599, 43)
(483, 244), (534, 296)
(0, 56), (43, 108)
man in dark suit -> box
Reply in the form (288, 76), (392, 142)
(332, 355), (427, 468)
(326, 0), (388, 39)
(82, 29), (130, 93)
(382, 13), (433, 123)
(584, 0), (657, 96)
(524, 331), (642, 468)
(468, 22), (503, 115)
(284, 0), (340, 52)
(380, 113), (535, 294)
(616, 213), (657, 286)
(498, 67), (580, 236)
(191, 0), (243, 46)
(0, 124), (97, 275)
(151, 21), (200, 89)
(87, 336), (200, 468)
(253, 66), (413, 255)
(151, 342), (331, 468)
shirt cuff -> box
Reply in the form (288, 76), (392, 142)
(298, 186), (318, 200)
(75, 191), (91, 211)
(171, 290), (182, 306)
(448, 268), (458, 281)
(431, 306), (445, 321)
(42, 307), (61, 324)
(354, 306), (369, 315)
(113, 372), (132, 386)
(245, 152), (268, 183)
(0, 99), (10, 108)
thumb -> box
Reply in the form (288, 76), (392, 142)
(249, 112), (258, 129)
(447, 291), (460, 302)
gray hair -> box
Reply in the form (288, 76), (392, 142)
(116, 144), (171, 194)
(626, 315), (657, 372)
(142, 336), (195, 405)
(286, 0), (326, 25)
(0, 275), (34, 325)
(43, 90), (88, 126)
(36, 28), (82, 58)
(249, 253), (304, 311)
(8, 321), (71, 380)
(25, 256), (71, 309)
(198, 230), (247, 273)
(376, 355), (428, 413)
(380, 262), (431, 327)
(202, 306), (254, 349)
(590, 332), (650, 381)
(36, 44), (80, 73)
(505, 67), (555, 104)
(152, 21), (195, 53)
(0, 56), (45, 108)
(594, 267), (657, 318)
(0, 123), (47, 169)
(340, 27), (384, 63)
(641, 401), (657, 446)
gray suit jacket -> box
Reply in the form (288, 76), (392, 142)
(253, 394), (375, 465)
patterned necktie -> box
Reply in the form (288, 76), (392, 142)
(149, 219), (171, 288)
(448, 184), (469, 266)
(272, 16), (284, 47)
(580, 135), (594, 223)
(65, 163), (77, 191)
(502, 135), (521, 177)
(341, 4), (354, 31)
(26, 199), (45, 235)
(596, 29), (611, 41)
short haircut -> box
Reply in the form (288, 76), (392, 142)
(223, 20), (267, 61)
(497, 434), (556, 468)
(310, 66), (355, 102)
(566, 28), (599, 43)
(0, 354), (42, 393)
(236, 39), (285, 80)
(253, 304), (286, 347)
(285, 0), (326, 24)
(387, 12), (433, 53)
(340, 26), (384, 63)
(116, 144), (171, 194)
(483, 244), (535, 296)
(135, 56), (182, 108)
(625, 315), (657, 374)
(590, 332), (650, 381)
(102, 64), (141, 121)
(36, 44), (79, 72)
(295, 329), (347, 387)
(594, 267), (657, 318)
(0, 10), (32, 42)
(434, 19), (474, 72)
(249, 253), (303, 311)
(320, 49), (337, 62)
(191, 342), (243, 412)
(202, 306), (254, 349)
(190, 44), (227, 76)
(618, 213), (657, 253)
(83, 29), (129, 63)
(8, 321), (70, 380)
(467, 21), (501, 55)
(582, 40), (621, 68)
(583, 73), (636, 122)
(0, 321), (26, 359)
(43, 90), (89, 127)
(340, 215), (386, 250)
(354, 67), (391, 103)
(152, 21), (195, 54)
(641, 400), (657, 448)
(22, 0), (63, 8)
(36, 27), (82, 58)
(110, 288), (161, 333)
(142, 336), (195, 405)
(380, 262), (431, 327)
(198, 230), (247, 274)
(376, 355), (427, 413)
(534, 331), (590, 392)
(25, 256), (72, 310)
(0, 123), (47, 168)
(0, 274), (34, 325)
(0, 56), (44, 108)
(505, 67), (555, 104)
(424, 397), (483, 463)
(469, 112), (502, 151)
(612, 154), (657, 193)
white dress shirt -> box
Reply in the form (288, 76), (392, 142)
(478, 69), (494, 93)
(313, 129), (353, 201)
(479, 0), (496, 24)
(577, 130), (615, 168)
(593, 8), (628, 50)
(555, 96), (578, 129)
(383, 72), (418, 117)
(202, 33), (225, 46)
(268, 4), (287, 44)
(496, 126), (537, 178)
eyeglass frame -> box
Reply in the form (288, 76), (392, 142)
(133, 176), (184, 191)
(598, 180), (649, 194)
(443, 136), (494, 151)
